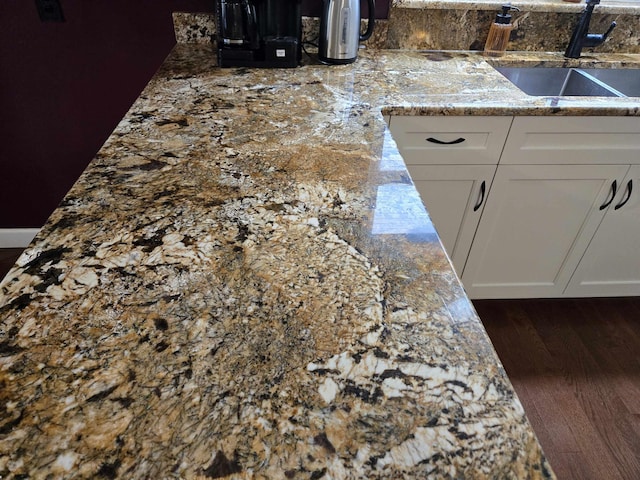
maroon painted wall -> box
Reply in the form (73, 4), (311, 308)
(303, 0), (390, 19)
(0, 0), (390, 229)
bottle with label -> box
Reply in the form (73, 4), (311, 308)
(483, 4), (520, 57)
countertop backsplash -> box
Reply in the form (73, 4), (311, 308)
(172, 13), (390, 50)
(386, 7), (640, 53)
(174, 5), (640, 54)
(393, 0), (640, 14)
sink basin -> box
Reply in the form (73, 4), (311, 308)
(581, 68), (640, 97)
(494, 66), (640, 98)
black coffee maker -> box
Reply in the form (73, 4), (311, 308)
(216, 0), (302, 68)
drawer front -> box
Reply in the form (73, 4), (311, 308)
(502, 116), (640, 165)
(389, 116), (513, 165)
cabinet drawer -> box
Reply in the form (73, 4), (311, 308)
(389, 116), (512, 165)
(502, 116), (640, 165)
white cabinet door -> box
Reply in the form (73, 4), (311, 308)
(565, 165), (640, 297)
(408, 164), (497, 274)
(461, 164), (630, 299)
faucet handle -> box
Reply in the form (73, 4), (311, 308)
(583, 21), (616, 48)
(603, 21), (617, 39)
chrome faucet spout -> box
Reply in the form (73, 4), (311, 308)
(564, 0), (616, 58)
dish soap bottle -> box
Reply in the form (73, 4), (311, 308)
(483, 4), (519, 57)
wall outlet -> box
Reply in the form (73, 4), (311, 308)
(35, 0), (65, 22)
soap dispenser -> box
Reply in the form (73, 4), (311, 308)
(483, 4), (519, 57)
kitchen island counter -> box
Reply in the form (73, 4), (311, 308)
(3, 45), (627, 478)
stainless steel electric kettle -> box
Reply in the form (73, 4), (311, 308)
(318, 0), (375, 64)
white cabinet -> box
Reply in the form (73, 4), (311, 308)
(461, 164), (629, 298)
(390, 115), (640, 298)
(565, 165), (640, 297)
(409, 164), (496, 273)
(390, 116), (512, 165)
(388, 116), (512, 274)
(500, 116), (640, 165)
(462, 116), (640, 299)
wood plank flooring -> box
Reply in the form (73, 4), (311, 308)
(475, 298), (640, 480)
(1, 250), (638, 478)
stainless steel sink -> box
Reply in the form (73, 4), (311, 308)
(580, 68), (640, 97)
(494, 66), (640, 98)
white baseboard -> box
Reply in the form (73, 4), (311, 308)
(0, 229), (40, 248)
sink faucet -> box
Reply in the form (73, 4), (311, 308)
(565, 0), (617, 58)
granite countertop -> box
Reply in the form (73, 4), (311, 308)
(7, 44), (640, 478)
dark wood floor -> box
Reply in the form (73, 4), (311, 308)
(475, 298), (640, 480)
(1, 250), (639, 478)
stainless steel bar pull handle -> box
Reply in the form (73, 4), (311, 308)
(599, 180), (618, 210)
(614, 180), (633, 210)
(474, 180), (486, 212)
(426, 137), (466, 145)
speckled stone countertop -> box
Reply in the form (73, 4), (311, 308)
(5, 45), (640, 478)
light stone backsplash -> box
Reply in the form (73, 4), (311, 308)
(173, 8), (640, 53)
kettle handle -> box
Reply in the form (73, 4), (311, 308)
(360, 0), (375, 41)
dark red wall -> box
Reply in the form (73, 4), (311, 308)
(303, 0), (390, 19)
(0, 0), (390, 228)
